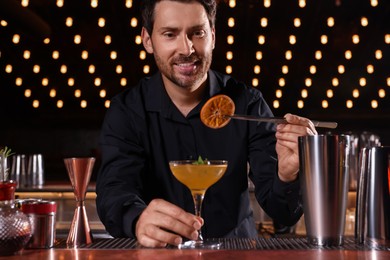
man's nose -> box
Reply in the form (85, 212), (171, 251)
(177, 35), (195, 56)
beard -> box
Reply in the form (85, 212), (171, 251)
(153, 51), (212, 90)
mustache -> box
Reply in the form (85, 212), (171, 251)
(173, 54), (200, 63)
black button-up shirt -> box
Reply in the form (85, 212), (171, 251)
(96, 70), (302, 239)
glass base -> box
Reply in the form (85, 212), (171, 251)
(178, 240), (222, 249)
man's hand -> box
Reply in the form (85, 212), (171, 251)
(275, 113), (318, 182)
(135, 199), (203, 248)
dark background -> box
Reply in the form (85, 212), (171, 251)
(0, 0), (389, 182)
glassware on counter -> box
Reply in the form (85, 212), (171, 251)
(0, 180), (32, 256)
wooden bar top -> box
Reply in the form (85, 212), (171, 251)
(7, 248), (390, 259)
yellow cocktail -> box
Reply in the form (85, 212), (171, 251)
(169, 160), (228, 249)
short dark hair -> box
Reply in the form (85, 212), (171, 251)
(141, 0), (217, 35)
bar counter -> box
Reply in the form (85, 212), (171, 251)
(6, 237), (390, 259)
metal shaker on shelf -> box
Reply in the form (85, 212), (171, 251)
(355, 146), (390, 248)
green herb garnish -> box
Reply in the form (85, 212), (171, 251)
(0, 146), (14, 181)
(193, 155), (208, 165)
(0, 146), (14, 158)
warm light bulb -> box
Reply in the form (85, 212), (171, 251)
(88, 65), (95, 74)
(66, 17), (73, 27)
(279, 78), (286, 87)
(130, 17), (138, 27)
(338, 65), (345, 74)
(143, 65), (150, 74)
(60, 65), (67, 74)
(305, 78), (312, 87)
(361, 17), (368, 27)
(68, 78), (75, 86)
(322, 100), (329, 108)
(282, 65), (288, 74)
(105, 35), (112, 44)
(105, 100), (111, 108)
(301, 89), (308, 98)
(5, 65), (12, 73)
(25, 89), (31, 97)
(49, 89), (56, 98)
(273, 100), (280, 109)
(74, 35), (81, 44)
(332, 78), (339, 87)
(32, 100), (39, 108)
(33, 65), (40, 73)
(260, 18), (268, 27)
(367, 64), (374, 74)
(327, 89), (333, 98)
(289, 35), (296, 45)
(110, 51), (117, 60)
(252, 78), (259, 87)
(94, 78), (101, 86)
(352, 35), (360, 44)
(80, 100), (87, 108)
(321, 35), (328, 44)
(52, 51), (59, 59)
(254, 65), (261, 74)
(16, 78), (23, 86)
(57, 100), (63, 108)
(228, 18), (235, 27)
(309, 65), (316, 74)
(229, 0), (236, 8)
(98, 18), (105, 27)
(120, 78), (127, 86)
(258, 35), (265, 45)
(315, 50), (322, 60)
(227, 35), (235, 45)
(276, 89), (282, 98)
(285, 50), (292, 60)
(226, 51), (233, 60)
(116, 65), (123, 74)
(375, 50), (382, 59)
(297, 100), (304, 109)
(359, 77), (366, 87)
(99, 89), (106, 98)
(81, 50), (88, 60)
(139, 50), (146, 60)
(256, 51), (263, 60)
(23, 50), (31, 59)
(327, 17), (334, 27)
(135, 35), (142, 44)
(345, 50), (352, 59)
(299, 0), (306, 8)
(353, 89), (360, 98)
(294, 18), (301, 27)
(42, 78), (49, 86)
(226, 65), (233, 74)
(264, 0), (271, 8)
(125, 0), (133, 8)
(378, 89), (386, 98)
(74, 89), (81, 98)
(346, 100), (353, 108)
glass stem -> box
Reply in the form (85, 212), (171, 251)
(192, 192), (205, 241)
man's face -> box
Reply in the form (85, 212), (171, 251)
(142, 1), (215, 91)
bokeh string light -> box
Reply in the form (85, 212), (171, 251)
(0, 0), (388, 115)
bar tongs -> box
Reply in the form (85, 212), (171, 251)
(226, 114), (338, 129)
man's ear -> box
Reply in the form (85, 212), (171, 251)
(141, 27), (154, 54)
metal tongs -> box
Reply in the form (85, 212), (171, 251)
(226, 114), (338, 129)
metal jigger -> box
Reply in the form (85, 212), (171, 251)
(64, 157), (95, 248)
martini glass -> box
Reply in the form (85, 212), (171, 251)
(169, 160), (227, 249)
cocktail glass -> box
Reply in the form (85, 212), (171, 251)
(169, 160), (228, 249)
(64, 157), (95, 248)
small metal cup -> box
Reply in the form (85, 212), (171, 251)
(10, 154), (28, 188)
(27, 154), (45, 188)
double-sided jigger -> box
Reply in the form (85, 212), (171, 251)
(64, 157), (95, 248)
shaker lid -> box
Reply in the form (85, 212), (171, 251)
(21, 200), (57, 214)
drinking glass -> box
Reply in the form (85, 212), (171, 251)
(169, 160), (227, 249)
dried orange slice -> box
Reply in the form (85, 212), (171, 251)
(200, 94), (235, 129)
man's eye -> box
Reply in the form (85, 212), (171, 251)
(193, 30), (206, 38)
(163, 32), (175, 38)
